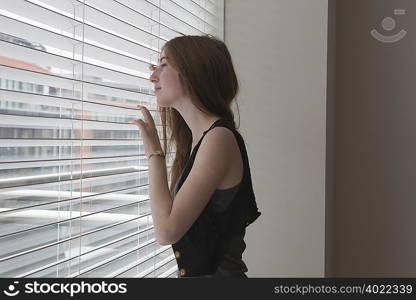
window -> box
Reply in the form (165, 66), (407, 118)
(0, 0), (224, 278)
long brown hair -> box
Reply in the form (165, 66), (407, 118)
(157, 34), (240, 197)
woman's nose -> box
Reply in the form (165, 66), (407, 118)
(149, 65), (158, 83)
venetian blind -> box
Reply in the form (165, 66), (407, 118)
(0, 0), (224, 278)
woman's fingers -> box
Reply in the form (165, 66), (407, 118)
(130, 119), (144, 129)
(138, 105), (156, 128)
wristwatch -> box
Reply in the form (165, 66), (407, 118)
(147, 150), (165, 159)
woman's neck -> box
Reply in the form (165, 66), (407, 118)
(173, 101), (220, 146)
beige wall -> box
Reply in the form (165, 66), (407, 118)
(328, 0), (416, 277)
(225, 0), (328, 277)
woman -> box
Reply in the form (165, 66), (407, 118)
(132, 34), (261, 278)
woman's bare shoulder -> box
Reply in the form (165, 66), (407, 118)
(201, 126), (238, 154)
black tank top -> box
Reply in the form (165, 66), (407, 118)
(172, 119), (261, 277)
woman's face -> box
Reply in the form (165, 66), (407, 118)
(149, 50), (185, 107)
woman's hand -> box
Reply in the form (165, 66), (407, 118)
(131, 105), (163, 158)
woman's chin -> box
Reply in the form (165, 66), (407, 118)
(156, 97), (173, 108)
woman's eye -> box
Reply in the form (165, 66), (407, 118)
(160, 64), (167, 67)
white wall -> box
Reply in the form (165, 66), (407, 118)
(225, 0), (328, 277)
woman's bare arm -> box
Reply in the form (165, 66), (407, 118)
(154, 127), (235, 245)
